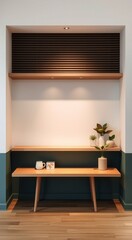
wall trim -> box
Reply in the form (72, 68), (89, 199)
(0, 193), (13, 210)
(120, 196), (132, 210)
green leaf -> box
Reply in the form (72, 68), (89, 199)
(103, 123), (107, 130)
(105, 130), (112, 134)
(95, 146), (100, 150)
(89, 135), (97, 140)
(97, 123), (102, 129)
(98, 129), (104, 133)
(109, 134), (115, 140)
(105, 144), (109, 148)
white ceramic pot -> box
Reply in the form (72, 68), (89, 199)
(98, 136), (105, 147)
(106, 140), (115, 148)
(98, 157), (107, 170)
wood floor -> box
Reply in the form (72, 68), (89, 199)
(0, 199), (132, 240)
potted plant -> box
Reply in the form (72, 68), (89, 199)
(95, 144), (108, 170)
(94, 123), (112, 147)
(89, 134), (97, 147)
(106, 134), (115, 148)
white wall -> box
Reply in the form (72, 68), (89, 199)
(1, 0), (132, 152)
(12, 80), (120, 146)
(120, 29), (126, 151)
(6, 30), (12, 151)
(0, 25), (6, 153)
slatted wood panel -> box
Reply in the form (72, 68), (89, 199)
(12, 33), (120, 73)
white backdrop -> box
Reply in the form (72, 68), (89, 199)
(12, 80), (120, 146)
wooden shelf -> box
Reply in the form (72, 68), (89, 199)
(12, 167), (121, 178)
(11, 146), (121, 152)
(9, 73), (123, 80)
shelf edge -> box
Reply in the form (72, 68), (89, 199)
(11, 146), (121, 152)
(9, 73), (123, 80)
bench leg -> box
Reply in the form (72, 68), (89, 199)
(34, 177), (42, 212)
(89, 177), (97, 212)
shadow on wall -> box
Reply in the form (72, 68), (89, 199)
(12, 79), (120, 100)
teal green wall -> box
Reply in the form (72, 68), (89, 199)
(0, 151), (12, 210)
(1, 150), (132, 210)
(120, 152), (132, 210)
(11, 150), (121, 201)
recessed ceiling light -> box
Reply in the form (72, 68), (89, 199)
(64, 27), (70, 30)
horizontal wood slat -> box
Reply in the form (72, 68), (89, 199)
(12, 33), (120, 73)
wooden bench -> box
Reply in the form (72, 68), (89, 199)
(12, 168), (121, 212)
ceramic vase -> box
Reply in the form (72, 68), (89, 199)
(98, 157), (107, 170)
(106, 140), (115, 148)
(98, 135), (105, 147)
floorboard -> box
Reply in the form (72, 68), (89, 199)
(0, 199), (132, 240)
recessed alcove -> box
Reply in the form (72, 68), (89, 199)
(8, 25), (124, 202)
(2, 0), (132, 214)
(8, 25), (124, 148)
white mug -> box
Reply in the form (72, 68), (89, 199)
(35, 161), (45, 170)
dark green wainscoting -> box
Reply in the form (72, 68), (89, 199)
(1, 150), (132, 210)
(0, 151), (12, 210)
(120, 151), (132, 210)
(11, 151), (121, 202)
